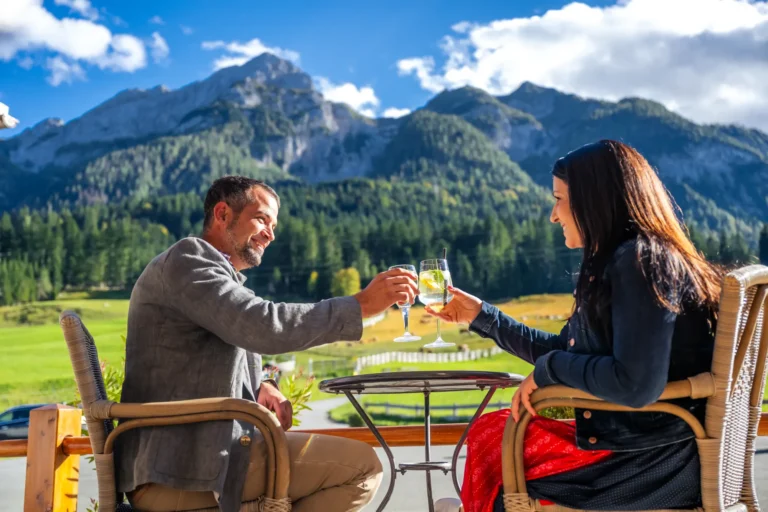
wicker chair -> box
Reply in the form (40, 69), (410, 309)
(501, 264), (768, 512)
(59, 310), (292, 512)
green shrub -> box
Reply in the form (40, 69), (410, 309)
(347, 412), (364, 427)
(538, 406), (575, 419)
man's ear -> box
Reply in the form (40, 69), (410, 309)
(214, 201), (229, 224)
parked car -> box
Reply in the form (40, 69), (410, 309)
(0, 404), (49, 440)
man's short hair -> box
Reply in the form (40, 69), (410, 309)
(203, 176), (280, 230)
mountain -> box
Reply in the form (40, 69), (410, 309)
(1, 54), (766, 240)
(422, 84), (766, 235)
(502, 83), (768, 221)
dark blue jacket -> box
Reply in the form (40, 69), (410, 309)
(469, 239), (715, 451)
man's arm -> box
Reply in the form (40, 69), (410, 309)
(163, 240), (363, 353)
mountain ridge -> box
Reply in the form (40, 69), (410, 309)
(1, 53), (766, 241)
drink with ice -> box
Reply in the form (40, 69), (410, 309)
(418, 260), (455, 348)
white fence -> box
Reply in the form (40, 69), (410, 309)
(362, 311), (386, 328)
(354, 346), (504, 373)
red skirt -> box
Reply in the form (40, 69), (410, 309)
(460, 409), (613, 512)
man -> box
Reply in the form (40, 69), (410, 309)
(116, 176), (418, 512)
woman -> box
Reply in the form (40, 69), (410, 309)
(428, 140), (722, 511)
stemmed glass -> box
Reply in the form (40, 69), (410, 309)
(388, 265), (421, 343)
(418, 258), (455, 349)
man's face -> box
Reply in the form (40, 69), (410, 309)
(224, 187), (279, 269)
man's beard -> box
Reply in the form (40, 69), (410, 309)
(226, 223), (263, 268)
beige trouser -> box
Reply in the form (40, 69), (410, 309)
(128, 432), (383, 512)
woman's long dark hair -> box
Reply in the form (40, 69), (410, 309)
(553, 140), (723, 340)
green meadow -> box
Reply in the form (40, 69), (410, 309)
(0, 293), (765, 416)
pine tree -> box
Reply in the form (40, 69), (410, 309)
(0, 261), (12, 306)
(0, 212), (16, 256)
(270, 267), (283, 295)
(37, 267), (53, 301)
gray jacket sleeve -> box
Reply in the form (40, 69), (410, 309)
(162, 238), (363, 354)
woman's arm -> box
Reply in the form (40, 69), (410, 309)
(531, 246), (675, 407)
(470, 301), (570, 365)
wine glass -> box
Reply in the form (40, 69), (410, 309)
(418, 258), (455, 349)
(388, 265), (421, 343)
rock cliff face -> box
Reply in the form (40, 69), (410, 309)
(7, 54), (377, 175)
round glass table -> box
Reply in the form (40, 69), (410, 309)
(319, 370), (524, 512)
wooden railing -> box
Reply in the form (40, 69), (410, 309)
(1, 405), (767, 511)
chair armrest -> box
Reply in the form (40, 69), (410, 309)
(94, 397), (289, 501)
(90, 396), (273, 421)
(529, 372), (715, 404)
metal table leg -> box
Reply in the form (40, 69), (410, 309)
(424, 391), (434, 512)
(344, 391), (397, 512)
(450, 386), (498, 496)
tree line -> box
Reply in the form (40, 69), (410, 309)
(0, 185), (761, 307)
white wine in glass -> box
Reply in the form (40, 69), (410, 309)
(388, 265), (421, 343)
(418, 258), (455, 349)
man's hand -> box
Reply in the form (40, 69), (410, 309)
(257, 381), (292, 430)
(424, 286), (483, 325)
(354, 267), (418, 318)
(511, 373), (539, 423)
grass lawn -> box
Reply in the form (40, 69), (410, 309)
(0, 298), (131, 408)
(0, 297), (336, 408)
(303, 293), (573, 360)
(0, 292), (765, 414)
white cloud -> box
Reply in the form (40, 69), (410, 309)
(397, 57), (444, 94)
(201, 37), (300, 70)
(149, 32), (169, 63)
(382, 107), (411, 118)
(17, 56), (34, 69)
(46, 56), (85, 86)
(180, 25), (193, 35)
(91, 34), (146, 72)
(110, 15), (127, 27)
(397, 0), (768, 130)
(53, 0), (98, 21)
(315, 77), (380, 117)
(149, 15), (164, 25)
(200, 41), (226, 50)
(1, 0), (150, 83)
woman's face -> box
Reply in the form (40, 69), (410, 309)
(550, 176), (584, 249)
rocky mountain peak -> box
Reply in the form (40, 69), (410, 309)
(6, 53), (315, 172)
(210, 53), (312, 91)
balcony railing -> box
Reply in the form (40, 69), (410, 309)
(1, 405), (767, 511)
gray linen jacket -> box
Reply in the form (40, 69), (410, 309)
(115, 237), (363, 512)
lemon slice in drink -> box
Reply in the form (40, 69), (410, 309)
(419, 271), (441, 292)
(419, 270), (446, 293)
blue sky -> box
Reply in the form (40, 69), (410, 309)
(2, 0), (768, 136)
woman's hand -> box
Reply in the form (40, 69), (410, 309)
(424, 286), (483, 325)
(511, 373), (539, 423)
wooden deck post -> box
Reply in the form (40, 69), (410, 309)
(24, 404), (82, 512)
